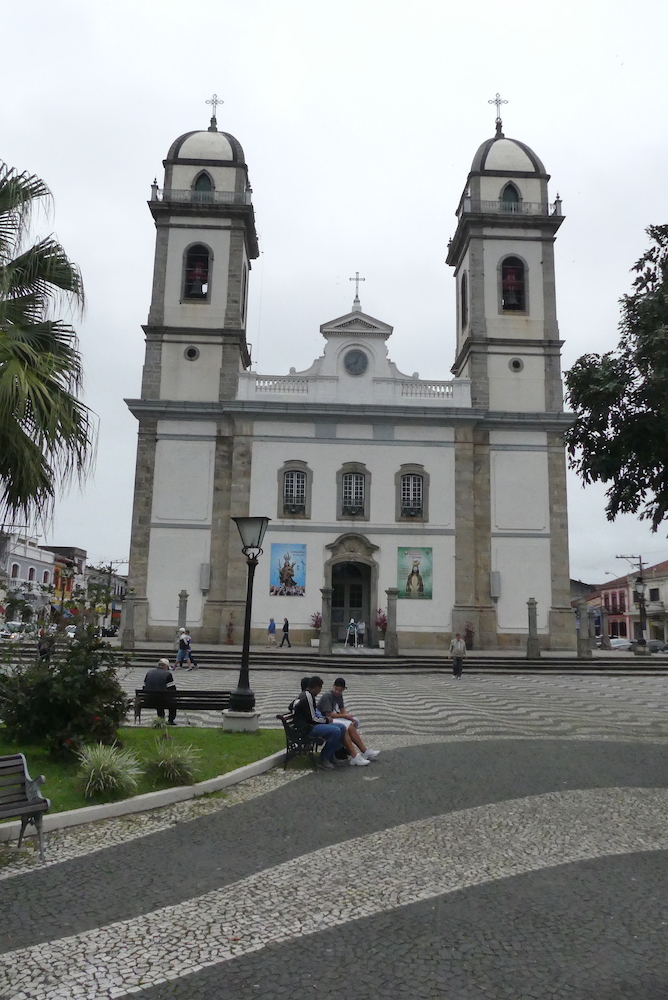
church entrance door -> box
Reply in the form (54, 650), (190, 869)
(331, 562), (371, 643)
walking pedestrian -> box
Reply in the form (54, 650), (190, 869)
(449, 632), (467, 679)
(280, 618), (291, 648)
(175, 628), (198, 669)
(267, 618), (278, 646)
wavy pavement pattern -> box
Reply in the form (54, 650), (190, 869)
(3, 787), (668, 1000)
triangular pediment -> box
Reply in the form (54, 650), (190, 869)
(320, 309), (393, 338)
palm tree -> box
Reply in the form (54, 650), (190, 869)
(0, 162), (95, 524)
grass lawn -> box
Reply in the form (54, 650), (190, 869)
(0, 727), (284, 816)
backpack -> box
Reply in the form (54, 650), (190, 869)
(179, 637), (189, 650)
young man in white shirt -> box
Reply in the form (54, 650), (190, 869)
(318, 677), (380, 766)
(449, 632), (467, 679)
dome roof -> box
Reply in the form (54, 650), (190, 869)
(165, 128), (245, 165)
(471, 136), (545, 175)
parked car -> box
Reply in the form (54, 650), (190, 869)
(609, 637), (633, 650)
(628, 638), (668, 653)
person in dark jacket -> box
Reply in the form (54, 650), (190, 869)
(143, 658), (178, 725)
(292, 676), (342, 769)
(280, 618), (291, 648)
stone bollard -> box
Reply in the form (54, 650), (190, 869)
(576, 601), (593, 659)
(177, 590), (189, 630)
(318, 587), (333, 656)
(384, 588), (399, 657)
(526, 597), (541, 658)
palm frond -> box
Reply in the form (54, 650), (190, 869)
(0, 238), (84, 316)
(0, 163), (51, 258)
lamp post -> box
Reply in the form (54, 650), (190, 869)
(228, 516), (270, 714)
(634, 575), (650, 655)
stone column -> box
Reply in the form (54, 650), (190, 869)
(177, 590), (189, 630)
(526, 597), (541, 658)
(587, 607), (597, 649)
(120, 590), (135, 650)
(599, 607), (611, 649)
(319, 587), (333, 656)
(576, 600), (593, 659)
(384, 588), (399, 657)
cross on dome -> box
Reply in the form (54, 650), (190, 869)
(206, 93), (224, 132)
(488, 92), (508, 137)
(349, 271), (365, 311)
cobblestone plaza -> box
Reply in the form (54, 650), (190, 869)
(2, 670), (668, 998)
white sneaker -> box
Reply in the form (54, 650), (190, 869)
(349, 753), (370, 766)
(363, 749), (380, 760)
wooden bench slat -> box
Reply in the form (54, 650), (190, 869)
(0, 774), (27, 788)
(0, 753), (51, 859)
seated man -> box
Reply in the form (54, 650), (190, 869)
(292, 676), (343, 770)
(143, 658), (178, 725)
(318, 677), (380, 766)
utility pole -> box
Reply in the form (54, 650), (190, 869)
(616, 554), (648, 651)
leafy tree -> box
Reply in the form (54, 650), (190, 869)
(0, 628), (129, 754)
(0, 163), (95, 523)
(565, 224), (668, 531)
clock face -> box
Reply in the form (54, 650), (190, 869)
(343, 349), (368, 376)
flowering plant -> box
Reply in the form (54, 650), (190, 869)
(374, 608), (387, 634)
(310, 611), (322, 631)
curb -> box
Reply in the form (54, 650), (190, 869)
(0, 749), (286, 844)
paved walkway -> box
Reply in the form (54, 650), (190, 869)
(2, 673), (668, 999)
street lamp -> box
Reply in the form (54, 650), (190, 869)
(229, 516), (270, 713)
(634, 575), (648, 651)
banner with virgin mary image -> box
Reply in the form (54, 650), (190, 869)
(397, 547), (433, 599)
(270, 544), (306, 596)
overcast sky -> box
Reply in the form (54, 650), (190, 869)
(3, 0), (668, 583)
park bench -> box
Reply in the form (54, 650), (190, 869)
(0, 753), (51, 860)
(134, 688), (231, 723)
(276, 712), (325, 768)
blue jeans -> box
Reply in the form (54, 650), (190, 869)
(310, 723), (344, 760)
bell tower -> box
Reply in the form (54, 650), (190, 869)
(446, 109), (575, 651)
(124, 103), (259, 643)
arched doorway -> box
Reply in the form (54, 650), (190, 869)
(324, 533), (379, 646)
(331, 562), (370, 642)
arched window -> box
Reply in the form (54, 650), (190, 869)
(401, 474), (423, 517)
(500, 184), (520, 213)
(501, 256), (526, 312)
(43, 570), (50, 584)
(395, 464), (430, 521)
(183, 244), (211, 301)
(460, 271), (468, 330)
(192, 172), (214, 203)
(28, 567), (35, 582)
(10, 563), (19, 579)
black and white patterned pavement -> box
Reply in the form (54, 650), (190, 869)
(2, 671), (668, 999)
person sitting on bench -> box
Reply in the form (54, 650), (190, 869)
(292, 676), (343, 770)
(318, 677), (380, 766)
(143, 658), (178, 725)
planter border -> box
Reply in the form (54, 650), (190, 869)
(0, 748), (286, 844)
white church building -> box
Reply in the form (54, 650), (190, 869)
(124, 108), (575, 650)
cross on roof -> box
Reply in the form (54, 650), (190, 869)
(206, 93), (223, 129)
(488, 92), (508, 136)
(349, 271), (365, 298)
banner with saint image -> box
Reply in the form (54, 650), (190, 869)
(397, 547), (432, 599)
(270, 544), (306, 596)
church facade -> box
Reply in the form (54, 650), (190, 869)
(124, 112), (575, 650)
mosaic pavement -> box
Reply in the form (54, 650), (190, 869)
(2, 672), (668, 998)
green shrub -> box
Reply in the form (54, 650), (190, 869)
(76, 743), (142, 799)
(144, 739), (202, 785)
(0, 628), (130, 754)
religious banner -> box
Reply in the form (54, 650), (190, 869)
(270, 544), (306, 596)
(397, 547), (433, 599)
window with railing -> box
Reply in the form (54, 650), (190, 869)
(192, 172), (214, 203)
(277, 460), (312, 519)
(401, 474), (423, 517)
(283, 471), (306, 515)
(604, 594), (610, 609)
(342, 473), (365, 515)
(10, 563), (19, 579)
(619, 592), (626, 612)
(501, 183), (521, 212)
